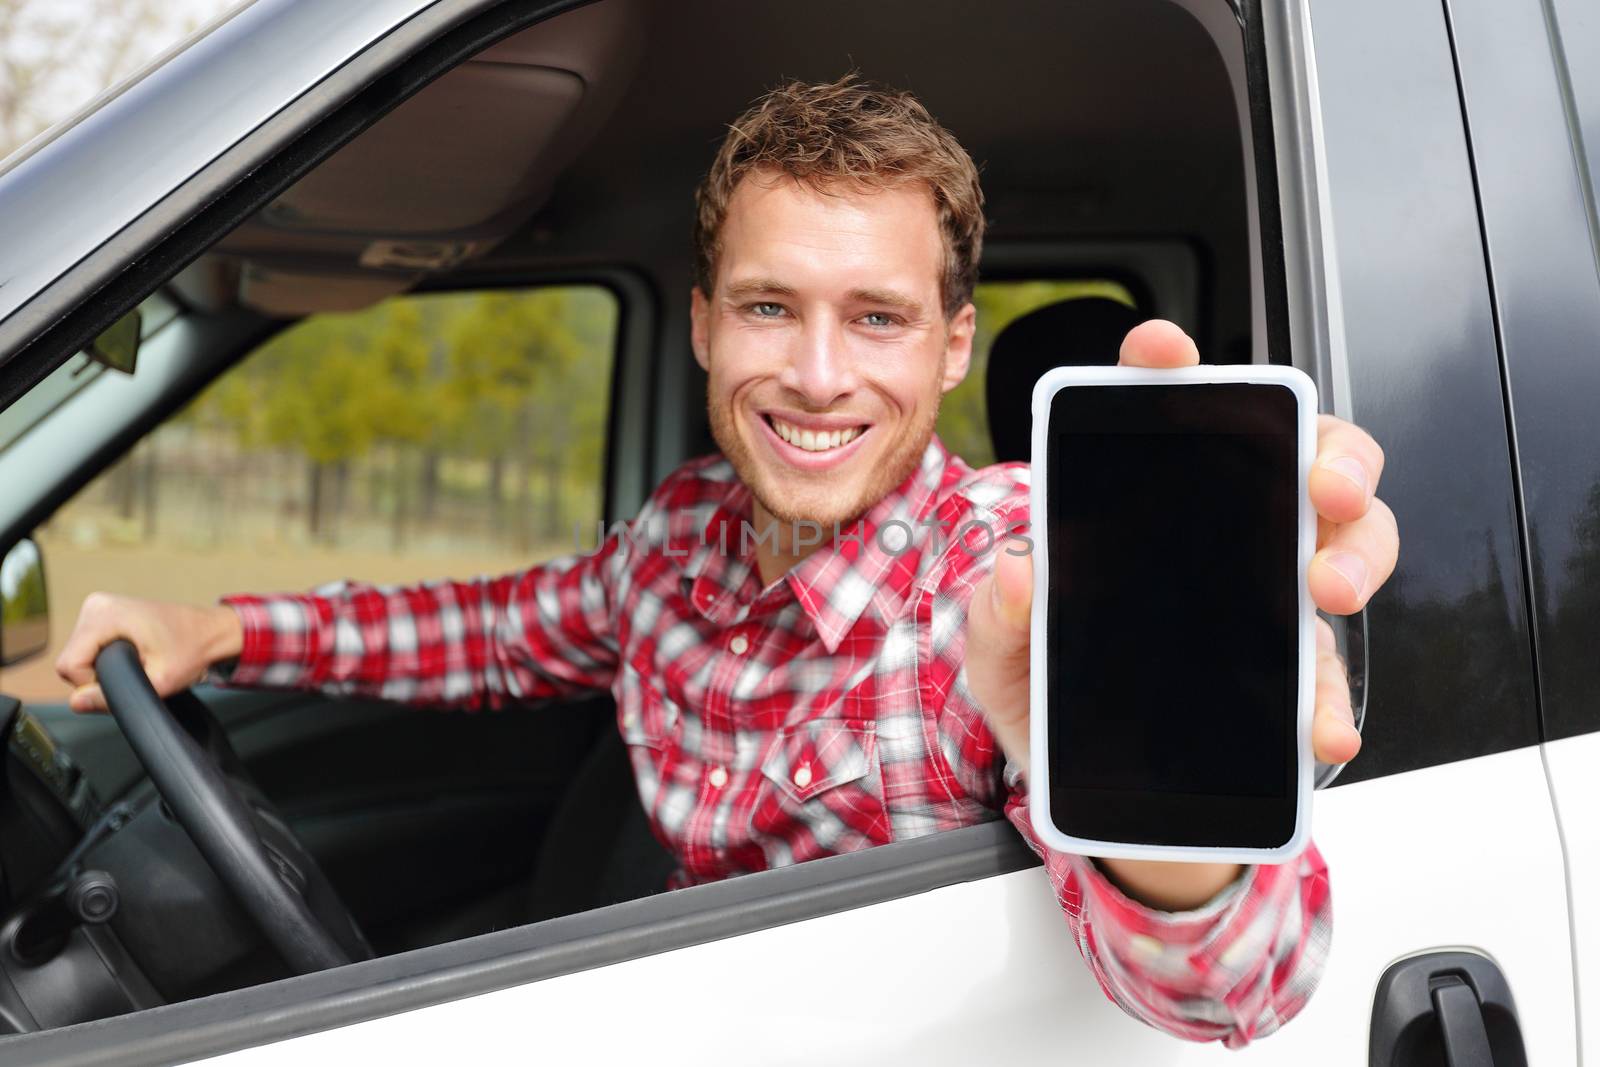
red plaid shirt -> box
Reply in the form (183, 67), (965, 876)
(222, 437), (1330, 1048)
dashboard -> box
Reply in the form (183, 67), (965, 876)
(0, 695), (282, 1034)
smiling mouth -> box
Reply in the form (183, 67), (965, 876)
(765, 415), (867, 453)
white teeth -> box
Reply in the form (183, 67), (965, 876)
(770, 417), (864, 452)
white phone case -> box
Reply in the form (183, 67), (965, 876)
(1027, 363), (1318, 865)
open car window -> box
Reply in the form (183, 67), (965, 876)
(0, 286), (617, 704)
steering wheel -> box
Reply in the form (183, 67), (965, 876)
(94, 640), (373, 974)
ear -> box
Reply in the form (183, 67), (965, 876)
(939, 301), (976, 393)
(690, 286), (711, 372)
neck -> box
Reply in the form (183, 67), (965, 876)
(750, 499), (827, 586)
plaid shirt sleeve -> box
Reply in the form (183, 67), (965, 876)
(933, 499), (1331, 1049)
(217, 531), (626, 709)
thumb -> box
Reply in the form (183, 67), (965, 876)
(967, 546), (1034, 752)
(990, 545), (1033, 638)
(971, 546), (1032, 659)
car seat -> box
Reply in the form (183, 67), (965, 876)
(983, 296), (1143, 462)
(522, 713), (678, 924)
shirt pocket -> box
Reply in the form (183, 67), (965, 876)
(753, 719), (891, 859)
(618, 688), (682, 797)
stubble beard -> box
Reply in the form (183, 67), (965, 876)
(707, 372), (944, 533)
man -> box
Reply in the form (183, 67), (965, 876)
(57, 76), (1395, 1047)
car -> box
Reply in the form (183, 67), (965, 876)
(0, 0), (1596, 1062)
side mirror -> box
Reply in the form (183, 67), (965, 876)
(1, 538), (49, 667)
(87, 308), (141, 375)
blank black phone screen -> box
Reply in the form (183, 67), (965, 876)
(1043, 381), (1299, 848)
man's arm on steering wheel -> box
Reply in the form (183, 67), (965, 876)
(56, 530), (630, 713)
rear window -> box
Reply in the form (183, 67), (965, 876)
(937, 279), (1137, 467)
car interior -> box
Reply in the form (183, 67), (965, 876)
(0, 0), (1263, 1035)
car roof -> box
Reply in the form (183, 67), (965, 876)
(0, 0), (1250, 352)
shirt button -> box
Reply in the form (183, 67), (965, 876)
(793, 763), (812, 789)
(708, 765), (729, 788)
(729, 634), (750, 655)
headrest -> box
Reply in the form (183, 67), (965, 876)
(984, 297), (1144, 462)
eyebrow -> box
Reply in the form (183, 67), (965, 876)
(846, 287), (924, 316)
(722, 279), (926, 318)
(723, 278), (797, 300)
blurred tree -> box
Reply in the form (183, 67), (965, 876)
(179, 285), (616, 553)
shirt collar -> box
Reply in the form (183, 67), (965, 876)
(785, 437), (954, 652)
(680, 477), (760, 627)
(677, 438), (958, 649)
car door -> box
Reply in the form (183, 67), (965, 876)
(1452, 0), (1600, 1055)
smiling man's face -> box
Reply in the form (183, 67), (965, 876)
(691, 169), (975, 531)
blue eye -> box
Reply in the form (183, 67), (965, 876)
(751, 303), (785, 317)
(862, 312), (894, 327)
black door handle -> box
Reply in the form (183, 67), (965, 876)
(1369, 951), (1527, 1066)
(1432, 975), (1494, 1066)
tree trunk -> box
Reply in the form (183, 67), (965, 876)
(330, 460), (350, 547)
(419, 449), (441, 524)
(513, 410), (533, 553)
(541, 450), (561, 541)
(140, 440), (159, 541)
(488, 452), (506, 538)
(541, 401), (570, 540)
(110, 455), (138, 519)
(307, 459), (324, 543)
(390, 446), (409, 551)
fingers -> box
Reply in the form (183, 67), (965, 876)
(54, 591), (118, 690)
(1311, 617), (1360, 764)
(990, 545), (1033, 638)
(68, 684), (107, 714)
(1309, 416), (1398, 616)
(1313, 704), (1362, 766)
(1309, 495), (1398, 615)
(1118, 319), (1200, 368)
(1311, 415), (1386, 525)
(966, 549), (1034, 764)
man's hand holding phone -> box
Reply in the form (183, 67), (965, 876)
(967, 318), (1398, 909)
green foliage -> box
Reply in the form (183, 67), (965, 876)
(182, 286), (617, 545)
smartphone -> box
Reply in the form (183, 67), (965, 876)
(1028, 363), (1317, 865)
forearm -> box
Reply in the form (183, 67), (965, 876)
(1097, 857), (1245, 911)
(998, 773), (1330, 1047)
(220, 566), (615, 707)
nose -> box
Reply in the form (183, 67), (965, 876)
(778, 316), (858, 408)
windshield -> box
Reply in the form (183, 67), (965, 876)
(0, 290), (181, 453)
(0, 0), (257, 177)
